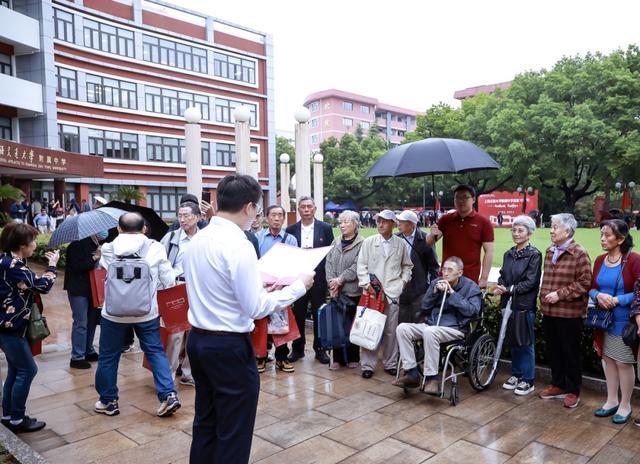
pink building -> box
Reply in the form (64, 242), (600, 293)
(303, 89), (419, 150)
(453, 81), (512, 100)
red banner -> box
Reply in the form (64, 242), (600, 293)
(477, 190), (539, 227)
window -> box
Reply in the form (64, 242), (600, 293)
(311, 134), (319, 144)
(214, 98), (257, 127)
(397, 116), (404, 123)
(145, 86), (210, 120)
(146, 187), (187, 218)
(55, 66), (77, 99)
(86, 74), (136, 109)
(342, 118), (353, 127)
(0, 53), (11, 76)
(309, 101), (319, 112)
(360, 121), (370, 130)
(215, 142), (235, 167)
(0, 117), (11, 140)
(83, 19), (134, 57)
(143, 35), (208, 73)
(146, 136), (182, 163)
(375, 112), (385, 119)
(310, 118), (318, 128)
(88, 129), (138, 160)
(54, 8), (74, 42)
(0, 0), (10, 7)
(397, 130), (405, 137)
(58, 124), (79, 152)
(360, 105), (370, 114)
(342, 101), (353, 111)
(213, 52), (255, 84)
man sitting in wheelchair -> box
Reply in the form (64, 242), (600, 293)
(392, 256), (482, 394)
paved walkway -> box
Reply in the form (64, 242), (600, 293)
(2, 268), (640, 463)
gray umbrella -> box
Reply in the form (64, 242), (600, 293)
(492, 286), (514, 371)
(48, 207), (126, 247)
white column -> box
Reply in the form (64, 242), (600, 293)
(294, 107), (311, 207)
(250, 151), (259, 180)
(234, 106), (251, 175)
(313, 153), (324, 220)
(184, 107), (202, 200)
(280, 153), (291, 212)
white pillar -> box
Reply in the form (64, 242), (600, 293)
(234, 106), (251, 175)
(294, 107), (311, 209)
(313, 153), (324, 220)
(250, 151), (259, 180)
(184, 107), (202, 200)
(280, 153), (291, 212)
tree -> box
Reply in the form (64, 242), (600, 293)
(113, 186), (144, 204)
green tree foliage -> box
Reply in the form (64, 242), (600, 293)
(113, 186), (144, 204)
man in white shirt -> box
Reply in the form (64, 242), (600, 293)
(95, 213), (179, 418)
(182, 174), (313, 464)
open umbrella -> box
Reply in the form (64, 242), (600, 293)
(48, 207), (126, 247)
(103, 200), (168, 241)
(492, 286), (514, 371)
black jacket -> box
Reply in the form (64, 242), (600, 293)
(397, 228), (439, 303)
(497, 245), (542, 312)
(286, 219), (334, 294)
(64, 237), (99, 297)
(244, 231), (260, 258)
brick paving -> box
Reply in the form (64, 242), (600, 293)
(3, 269), (640, 463)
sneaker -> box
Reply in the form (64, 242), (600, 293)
(94, 400), (120, 416)
(347, 362), (360, 369)
(85, 353), (99, 362)
(502, 376), (519, 390)
(70, 359), (91, 369)
(514, 381), (535, 396)
(157, 392), (181, 417)
(179, 377), (195, 387)
(275, 360), (295, 373)
(256, 359), (267, 373)
(7, 416), (46, 433)
(328, 362), (340, 371)
(539, 385), (567, 399)
(121, 344), (135, 353)
(267, 353), (275, 363)
(563, 393), (580, 409)
(633, 417), (640, 427)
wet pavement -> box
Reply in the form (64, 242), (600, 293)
(3, 267), (640, 463)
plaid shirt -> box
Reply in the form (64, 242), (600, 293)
(540, 241), (592, 318)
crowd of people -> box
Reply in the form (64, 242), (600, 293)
(8, 196), (92, 233)
(2, 177), (640, 463)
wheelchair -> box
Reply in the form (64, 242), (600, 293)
(395, 294), (498, 406)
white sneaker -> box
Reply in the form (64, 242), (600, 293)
(94, 400), (120, 416)
(179, 377), (195, 387)
(157, 392), (181, 417)
(502, 376), (519, 390)
(514, 381), (535, 396)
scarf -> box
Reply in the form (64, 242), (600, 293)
(550, 239), (572, 265)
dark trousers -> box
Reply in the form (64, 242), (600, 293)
(398, 293), (425, 324)
(543, 316), (583, 395)
(289, 287), (325, 355)
(331, 298), (360, 365)
(187, 331), (259, 464)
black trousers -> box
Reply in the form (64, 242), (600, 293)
(288, 286), (325, 355)
(331, 297), (360, 365)
(187, 331), (259, 464)
(543, 316), (583, 395)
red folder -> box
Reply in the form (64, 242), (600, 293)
(157, 284), (191, 334)
(89, 268), (107, 308)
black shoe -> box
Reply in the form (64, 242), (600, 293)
(288, 351), (305, 363)
(70, 359), (91, 369)
(384, 368), (398, 376)
(85, 353), (99, 362)
(362, 370), (374, 379)
(7, 416), (46, 433)
(315, 351), (330, 364)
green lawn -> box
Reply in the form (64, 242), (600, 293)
(335, 226), (639, 267)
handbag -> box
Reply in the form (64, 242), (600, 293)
(622, 321), (639, 350)
(349, 292), (387, 350)
(26, 303), (50, 346)
(585, 256), (626, 330)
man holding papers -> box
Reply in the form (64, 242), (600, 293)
(182, 175), (313, 464)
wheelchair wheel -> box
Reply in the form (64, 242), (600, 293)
(449, 383), (459, 406)
(468, 333), (497, 391)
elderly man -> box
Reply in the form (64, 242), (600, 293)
(397, 210), (439, 323)
(393, 257), (481, 394)
(427, 185), (494, 287)
(357, 210), (413, 378)
(538, 213), (592, 408)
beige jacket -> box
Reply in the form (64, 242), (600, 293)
(357, 234), (413, 300)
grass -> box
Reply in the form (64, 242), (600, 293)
(335, 226), (634, 268)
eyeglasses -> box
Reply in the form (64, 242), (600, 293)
(251, 203), (263, 216)
(454, 196), (473, 202)
(177, 214), (195, 220)
(441, 266), (461, 273)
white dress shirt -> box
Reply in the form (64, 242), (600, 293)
(182, 216), (306, 333)
(402, 229), (416, 256)
(300, 221), (315, 249)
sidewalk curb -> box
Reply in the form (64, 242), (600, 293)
(0, 424), (48, 464)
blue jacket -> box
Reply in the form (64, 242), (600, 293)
(421, 276), (482, 331)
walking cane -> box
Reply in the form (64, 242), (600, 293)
(435, 288), (448, 327)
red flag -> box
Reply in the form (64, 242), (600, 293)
(622, 190), (632, 210)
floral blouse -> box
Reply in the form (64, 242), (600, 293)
(0, 253), (56, 336)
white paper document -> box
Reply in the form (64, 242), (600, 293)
(257, 243), (332, 285)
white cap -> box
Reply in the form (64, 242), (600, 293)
(375, 210), (397, 222)
(397, 210), (419, 224)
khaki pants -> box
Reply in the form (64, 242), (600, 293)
(360, 300), (400, 372)
(166, 330), (191, 380)
(396, 323), (463, 376)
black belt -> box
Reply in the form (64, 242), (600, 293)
(192, 327), (250, 337)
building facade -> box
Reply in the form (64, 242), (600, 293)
(453, 81), (512, 100)
(303, 89), (418, 151)
(0, 0), (275, 217)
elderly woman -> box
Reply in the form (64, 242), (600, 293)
(494, 215), (542, 396)
(0, 223), (59, 433)
(538, 213), (592, 409)
(325, 210), (365, 370)
(591, 220), (640, 424)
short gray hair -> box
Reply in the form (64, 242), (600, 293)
(551, 213), (577, 237)
(178, 201), (200, 216)
(444, 256), (464, 270)
(297, 196), (315, 205)
(338, 210), (360, 231)
(513, 215), (536, 235)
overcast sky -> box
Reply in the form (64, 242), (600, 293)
(173, 0), (639, 131)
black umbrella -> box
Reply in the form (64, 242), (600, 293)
(103, 200), (168, 241)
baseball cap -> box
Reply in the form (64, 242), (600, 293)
(375, 210), (397, 221)
(397, 210), (419, 224)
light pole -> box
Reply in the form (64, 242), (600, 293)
(250, 151), (259, 180)
(313, 153), (324, 220)
(517, 186), (534, 213)
(184, 106), (202, 200)
(294, 107), (311, 206)
(629, 181), (636, 213)
(279, 153), (291, 213)
(234, 105), (251, 175)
